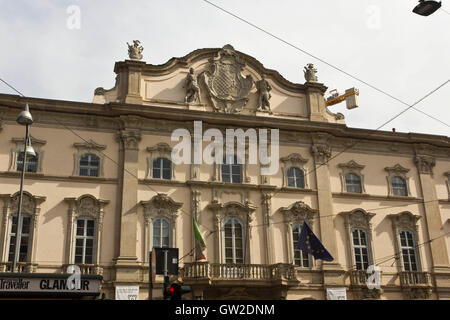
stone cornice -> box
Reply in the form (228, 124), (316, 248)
(0, 171), (118, 184)
(0, 94), (449, 152)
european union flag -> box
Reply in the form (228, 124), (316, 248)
(297, 221), (334, 262)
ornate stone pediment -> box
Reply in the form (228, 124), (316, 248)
(64, 195), (109, 219)
(280, 153), (308, 165)
(140, 193), (183, 221)
(208, 200), (256, 223)
(73, 139), (106, 151)
(338, 160), (365, 170)
(202, 45), (253, 114)
(279, 201), (317, 224)
(385, 164), (410, 174)
(8, 192), (46, 215)
(339, 208), (375, 230)
(388, 211), (421, 232)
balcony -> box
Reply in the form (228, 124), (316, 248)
(61, 264), (103, 275)
(348, 270), (383, 300)
(399, 271), (430, 287)
(0, 262), (36, 273)
(181, 262), (297, 286)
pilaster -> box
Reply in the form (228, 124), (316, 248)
(310, 133), (344, 281)
(261, 192), (275, 265)
(114, 116), (142, 281)
(414, 151), (450, 281)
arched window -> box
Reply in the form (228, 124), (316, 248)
(392, 176), (407, 196)
(399, 230), (418, 271)
(16, 152), (38, 173)
(287, 167), (305, 188)
(223, 217), (244, 264)
(352, 228), (370, 270)
(79, 154), (100, 177)
(152, 158), (171, 180)
(345, 173), (362, 193)
(292, 224), (310, 267)
(152, 218), (170, 248)
(74, 218), (95, 264)
(222, 155), (242, 184)
(7, 215), (32, 263)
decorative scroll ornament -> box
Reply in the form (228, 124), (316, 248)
(127, 40), (143, 60)
(203, 45), (253, 113)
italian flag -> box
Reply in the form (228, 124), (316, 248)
(193, 217), (206, 261)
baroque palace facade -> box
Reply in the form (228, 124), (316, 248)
(0, 44), (449, 300)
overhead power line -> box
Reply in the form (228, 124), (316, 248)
(201, 0), (450, 128)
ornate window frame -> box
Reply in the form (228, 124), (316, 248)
(385, 164), (411, 197)
(207, 201), (255, 264)
(72, 140), (106, 177)
(280, 153), (309, 188)
(9, 135), (46, 173)
(146, 143), (175, 180)
(140, 194), (182, 262)
(64, 195), (109, 272)
(279, 201), (317, 268)
(338, 160), (366, 193)
(0, 191), (46, 272)
(339, 209), (376, 270)
(388, 211), (422, 272)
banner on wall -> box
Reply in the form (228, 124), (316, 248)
(326, 287), (347, 300)
(115, 285), (139, 300)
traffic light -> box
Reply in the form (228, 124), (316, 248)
(164, 283), (191, 300)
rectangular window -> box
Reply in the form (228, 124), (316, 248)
(399, 230), (418, 271)
(8, 215), (31, 262)
(292, 225), (310, 268)
(352, 229), (369, 270)
(74, 218), (95, 264)
(16, 152), (38, 173)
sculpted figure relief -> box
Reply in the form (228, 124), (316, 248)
(184, 68), (201, 104)
(256, 76), (272, 113)
(127, 40), (144, 60)
(303, 63), (318, 82)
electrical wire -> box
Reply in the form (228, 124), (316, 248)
(201, 0), (450, 128)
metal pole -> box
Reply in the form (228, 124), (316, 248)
(163, 250), (169, 299)
(12, 124), (29, 273)
(149, 250), (153, 300)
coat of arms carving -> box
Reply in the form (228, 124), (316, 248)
(202, 45), (253, 113)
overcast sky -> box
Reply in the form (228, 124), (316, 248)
(0, 0), (448, 137)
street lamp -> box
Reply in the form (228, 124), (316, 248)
(413, 0), (442, 16)
(12, 103), (35, 273)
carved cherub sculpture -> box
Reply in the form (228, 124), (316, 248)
(256, 76), (272, 113)
(303, 63), (318, 82)
(184, 68), (201, 104)
(127, 40), (144, 60)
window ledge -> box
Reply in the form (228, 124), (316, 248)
(333, 192), (423, 202)
(280, 187), (316, 193)
(3, 171), (44, 177)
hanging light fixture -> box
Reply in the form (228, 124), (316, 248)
(25, 136), (36, 158)
(16, 103), (34, 125)
(413, 0), (442, 16)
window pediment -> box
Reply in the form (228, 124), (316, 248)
(339, 208), (375, 230)
(388, 211), (421, 232)
(338, 160), (365, 170)
(208, 200), (256, 223)
(279, 201), (317, 224)
(64, 194), (109, 219)
(1, 191), (46, 216)
(140, 193), (182, 221)
(280, 153), (308, 165)
(385, 164), (410, 175)
(73, 139), (106, 151)
(146, 143), (175, 179)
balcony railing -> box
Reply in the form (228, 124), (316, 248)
(399, 271), (430, 287)
(0, 262), (34, 273)
(61, 264), (103, 275)
(349, 270), (370, 286)
(181, 262), (296, 281)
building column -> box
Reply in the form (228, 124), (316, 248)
(310, 133), (345, 286)
(114, 116), (142, 281)
(414, 153), (450, 297)
(261, 191), (275, 265)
